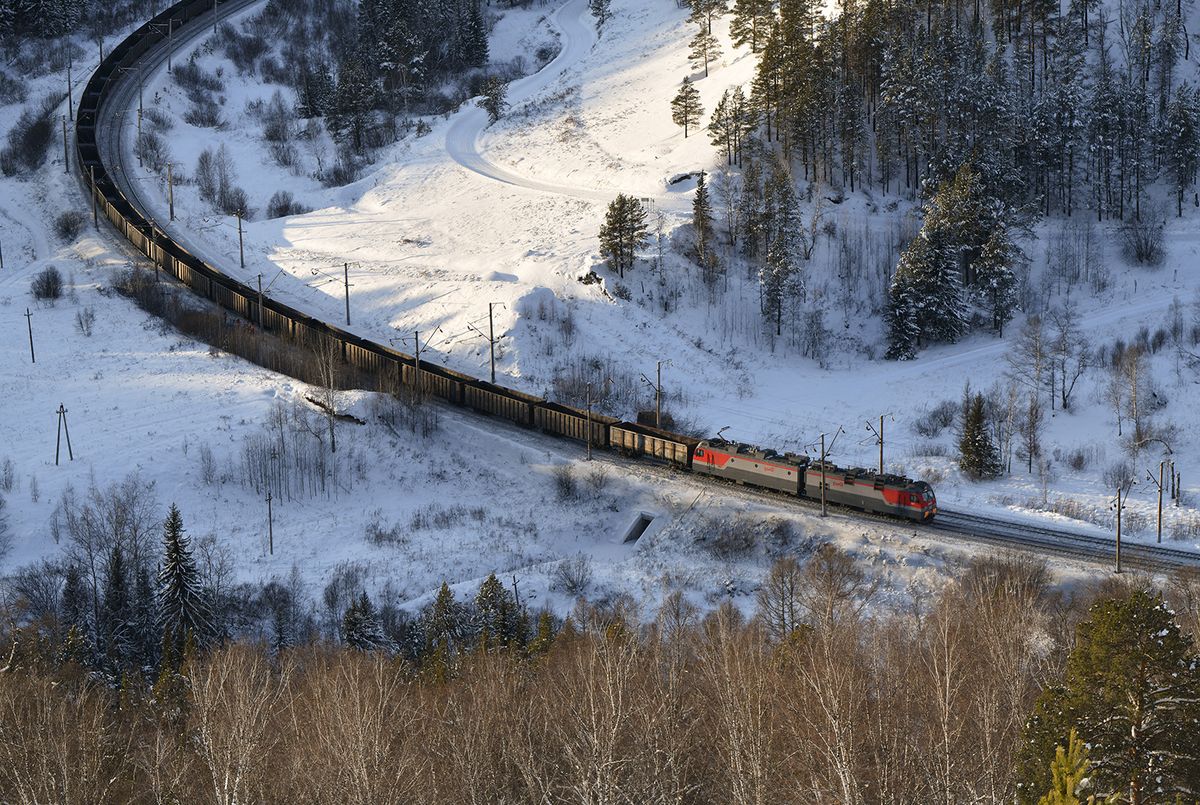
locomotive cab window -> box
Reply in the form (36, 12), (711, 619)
(696, 449), (704, 457)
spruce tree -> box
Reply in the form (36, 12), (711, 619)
(1163, 83), (1200, 217)
(974, 226), (1019, 336)
(957, 391), (1001, 480)
(475, 573), (521, 650)
(461, 1), (489, 68)
(1017, 590), (1200, 803)
(342, 591), (387, 651)
(101, 542), (131, 672)
(671, 77), (703, 137)
(480, 76), (507, 123)
(421, 582), (466, 681)
(331, 56), (375, 152)
(528, 610), (555, 655)
(156, 504), (212, 654)
(693, 172), (716, 268)
(884, 274), (920, 360)
(588, 0), (612, 31)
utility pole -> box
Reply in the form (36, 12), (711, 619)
(257, 273), (264, 328)
(237, 210), (245, 268)
(586, 382), (595, 460)
(62, 115), (69, 173)
(167, 18), (174, 73)
(413, 329), (422, 393)
(820, 433), (828, 517)
(1146, 461), (1165, 544)
(866, 414), (891, 475)
(1, 238), (4, 269)
(214, 0), (218, 33)
(24, 308), (34, 364)
(55, 404), (74, 465)
(467, 303), (506, 383)
(267, 491), (274, 555)
(488, 302), (498, 383)
(343, 262), (351, 325)
(66, 54), (73, 121)
(1114, 481), (1135, 573)
(167, 162), (175, 221)
(90, 165), (97, 229)
(136, 107), (142, 165)
(640, 361), (669, 429)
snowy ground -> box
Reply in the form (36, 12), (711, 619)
(0, 0), (1194, 616)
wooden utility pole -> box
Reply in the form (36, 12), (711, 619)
(1, 238), (5, 269)
(237, 210), (245, 268)
(413, 329), (422, 393)
(24, 308), (34, 364)
(55, 404), (74, 465)
(66, 54), (73, 121)
(167, 162), (175, 221)
(267, 491), (274, 555)
(343, 262), (351, 325)
(257, 273), (264, 328)
(90, 165), (97, 229)
(136, 107), (142, 165)
(166, 18), (174, 73)
(62, 115), (69, 173)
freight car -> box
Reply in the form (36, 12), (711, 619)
(80, 0), (939, 530)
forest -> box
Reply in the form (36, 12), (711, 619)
(0, 485), (1198, 802)
(646, 0), (1200, 359)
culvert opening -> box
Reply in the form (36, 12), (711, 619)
(623, 513), (654, 543)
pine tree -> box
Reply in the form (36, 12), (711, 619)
(1037, 729), (1114, 805)
(598, 194), (649, 277)
(730, 0), (771, 52)
(708, 90), (735, 164)
(688, 25), (722, 78)
(671, 77), (703, 137)
(1017, 589), (1200, 803)
(156, 504), (212, 654)
(295, 61), (334, 119)
(957, 391), (1001, 479)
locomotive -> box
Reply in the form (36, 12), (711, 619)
(692, 439), (938, 521)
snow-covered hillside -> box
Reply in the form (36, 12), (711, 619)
(112, 0), (1200, 550)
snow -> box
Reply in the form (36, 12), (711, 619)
(0, 0), (1196, 618)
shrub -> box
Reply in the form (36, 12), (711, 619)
(1120, 214), (1165, 266)
(134, 130), (170, 173)
(1102, 460), (1134, 491)
(54, 210), (86, 242)
(74, 306), (95, 336)
(0, 71), (26, 105)
(30, 266), (63, 301)
(184, 88), (224, 128)
(553, 553), (593, 597)
(1, 95), (57, 175)
(913, 400), (958, 438)
(266, 190), (310, 219)
(173, 60), (224, 93)
(552, 464), (578, 501)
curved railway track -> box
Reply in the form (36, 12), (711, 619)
(77, 0), (1200, 574)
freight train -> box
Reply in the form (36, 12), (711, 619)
(77, 0), (938, 525)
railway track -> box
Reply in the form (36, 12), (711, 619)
(78, 0), (1200, 575)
